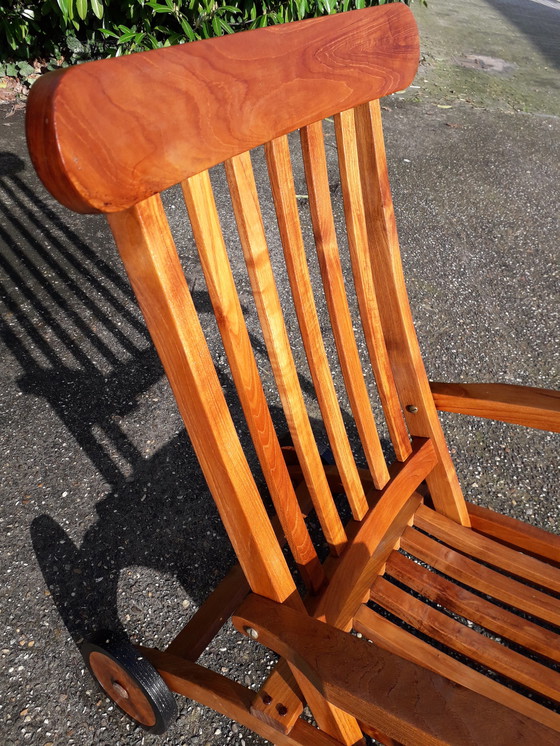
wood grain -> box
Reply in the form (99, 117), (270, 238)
(300, 120), (390, 498)
(430, 381), (560, 432)
(224, 149), (348, 556)
(182, 168), (326, 590)
(354, 99), (469, 525)
(401, 526), (560, 626)
(467, 502), (560, 566)
(26, 5), (419, 213)
(139, 647), (343, 746)
(334, 107), (411, 463)
(414, 503), (560, 593)
(353, 606), (560, 733)
(385, 550), (560, 664)
(264, 136), (370, 520)
(107, 197), (301, 608)
(234, 594), (560, 744)
(251, 659), (304, 734)
(314, 438), (437, 628)
(371, 576), (560, 702)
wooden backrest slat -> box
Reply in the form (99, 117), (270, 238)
(224, 151), (347, 555)
(354, 100), (469, 525)
(334, 108), (412, 463)
(300, 121), (390, 494)
(263, 136), (369, 521)
(181, 170), (326, 593)
(106, 195), (301, 607)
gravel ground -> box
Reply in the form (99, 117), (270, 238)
(1, 1), (559, 744)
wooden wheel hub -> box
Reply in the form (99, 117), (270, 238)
(89, 651), (156, 727)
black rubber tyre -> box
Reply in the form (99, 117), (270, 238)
(80, 631), (177, 735)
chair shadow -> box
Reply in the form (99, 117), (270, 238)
(0, 150), (241, 644)
(1, 148), (388, 654)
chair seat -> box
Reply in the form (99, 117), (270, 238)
(355, 504), (560, 733)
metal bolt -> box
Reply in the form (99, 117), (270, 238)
(111, 680), (129, 700)
(406, 405), (419, 414)
(245, 626), (259, 640)
(276, 704), (288, 716)
(262, 693), (272, 705)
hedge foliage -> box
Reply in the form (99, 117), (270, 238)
(1, 0), (419, 72)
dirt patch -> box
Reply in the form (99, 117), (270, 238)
(455, 55), (517, 75)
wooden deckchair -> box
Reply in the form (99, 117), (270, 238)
(26, 5), (560, 744)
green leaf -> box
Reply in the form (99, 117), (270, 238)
(118, 30), (137, 43)
(76, 0), (87, 20)
(180, 17), (197, 40)
(90, 0), (104, 19)
(17, 61), (35, 76)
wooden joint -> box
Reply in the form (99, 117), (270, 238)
(250, 659), (304, 734)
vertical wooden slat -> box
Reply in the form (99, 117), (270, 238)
(110, 195), (363, 743)
(334, 109), (412, 464)
(107, 196), (299, 606)
(262, 138), (370, 521)
(300, 121), (390, 494)
(181, 170), (325, 593)
(354, 99), (470, 525)
(224, 151), (347, 554)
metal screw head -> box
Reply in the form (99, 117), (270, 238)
(406, 405), (419, 414)
(245, 626), (259, 640)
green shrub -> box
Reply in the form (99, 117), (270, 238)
(0, 0), (421, 70)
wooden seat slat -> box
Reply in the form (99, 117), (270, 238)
(353, 606), (560, 733)
(371, 576), (560, 703)
(385, 550), (560, 664)
(415, 503), (560, 593)
(401, 526), (560, 626)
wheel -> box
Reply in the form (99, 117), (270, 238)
(80, 631), (177, 734)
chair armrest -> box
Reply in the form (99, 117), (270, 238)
(233, 594), (559, 745)
(430, 382), (560, 433)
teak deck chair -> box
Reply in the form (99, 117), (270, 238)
(26, 5), (560, 745)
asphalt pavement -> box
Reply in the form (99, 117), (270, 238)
(1, 0), (559, 744)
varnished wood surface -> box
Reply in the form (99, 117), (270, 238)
(354, 100), (469, 526)
(371, 575), (560, 703)
(224, 149), (348, 556)
(414, 503), (560, 593)
(139, 647), (343, 746)
(233, 594), (560, 744)
(401, 526), (560, 626)
(334, 107), (411, 463)
(467, 502), (560, 566)
(314, 438), (436, 628)
(265, 136), (371, 520)
(107, 197), (302, 609)
(26, 5), (419, 213)
(353, 606), (560, 733)
(430, 381), (560, 432)
(251, 660), (304, 734)
(166, 564), (249, 660)
(300, 120), (392, 498)
(385, 550), (560, 664)
(183, 167), (326, 590)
